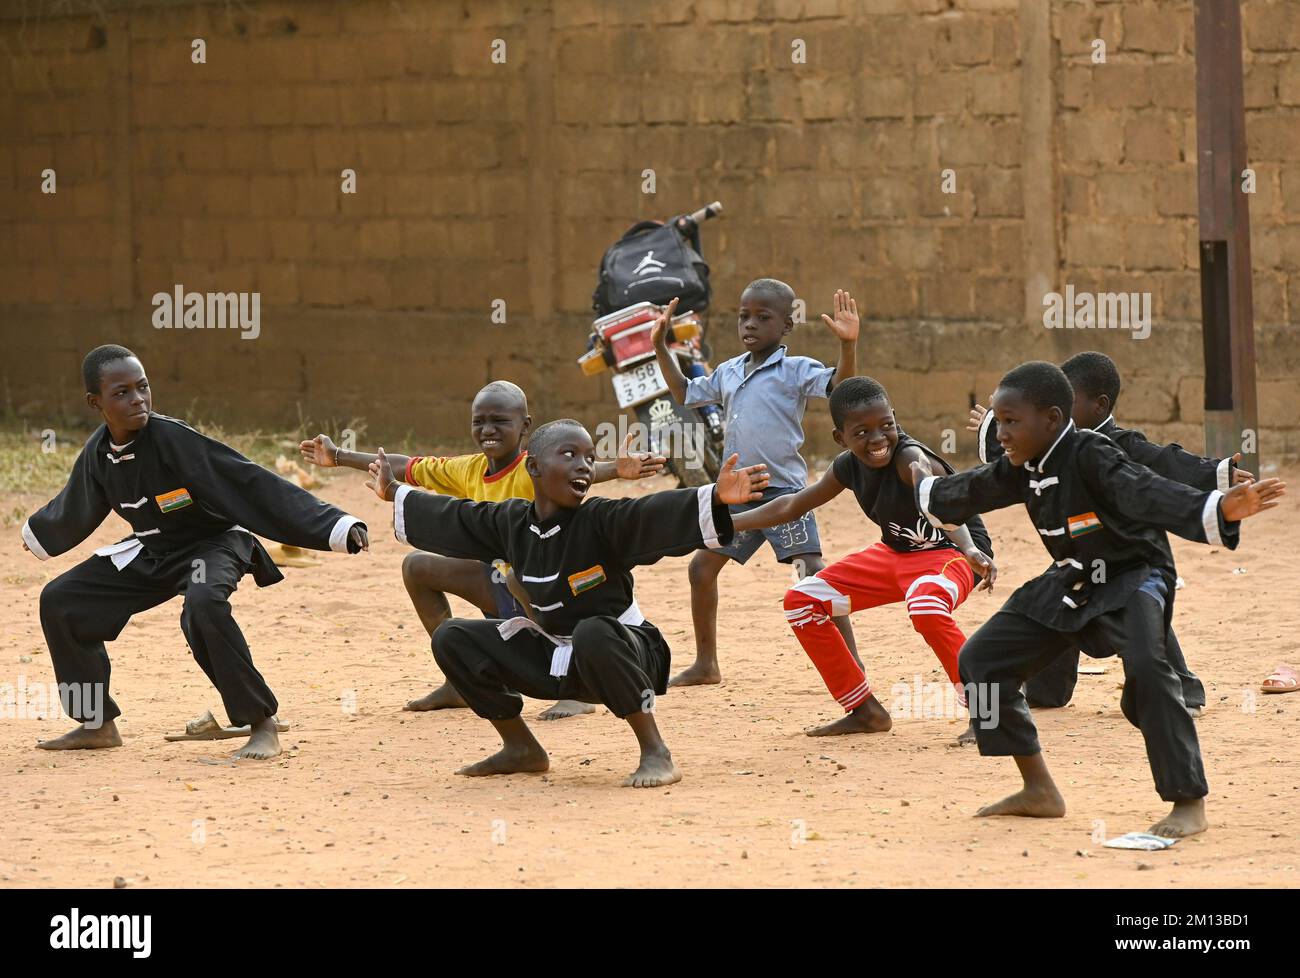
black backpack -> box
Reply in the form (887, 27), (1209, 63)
(592, 219), (711, 316)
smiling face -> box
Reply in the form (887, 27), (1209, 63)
(525, 425), (595, 510)
(991, 386), (1066, 467)
(86, 357), (151, 439)
(737, 289), (793, 359)
(833, 398), (898, 469)
(470, 388), (530, 464)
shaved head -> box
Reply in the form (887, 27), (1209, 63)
(476, 380), (528, 412)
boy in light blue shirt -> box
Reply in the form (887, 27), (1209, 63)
(652, 280), (860, 688)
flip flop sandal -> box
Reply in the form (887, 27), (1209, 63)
(1261, 663), (1300, 694)
(164, 709), (291, 741)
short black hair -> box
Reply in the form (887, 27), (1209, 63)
(997, 361), (1074, 416)
(82, 344), (138, 394)
(741, 278), (795, 318)
(1061, 351), (1121, 411)
(527, 419), (589, 458)
(830, 376), (890, 428)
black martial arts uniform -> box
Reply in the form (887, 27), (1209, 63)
(391, 482), (733, 720)
(918, 422), (1239, 801)
(22, 413), (366, 727)
(975, 411), (1233, 709)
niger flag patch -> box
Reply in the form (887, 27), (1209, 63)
(1068, 512), (1102, 537)
(156, 488), (193, 513)
(568, 565), (606, 596)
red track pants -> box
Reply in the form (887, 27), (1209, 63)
(783, 542), (976, 711)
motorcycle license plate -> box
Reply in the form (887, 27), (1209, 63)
(612, 360), (669, 408)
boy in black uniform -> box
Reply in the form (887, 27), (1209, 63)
(917, 361), (1284, 837)
(968, 351), (1254, 712)
(732, 377), (996, 740)
(21, 345), (370, 760)
(365, 419), (769, 787)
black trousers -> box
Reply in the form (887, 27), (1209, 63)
(432, 616), (670, 720)
(959, 591), (1208, 802)
(38, 530), (278, 727)
(1025, 630), (1206, 710)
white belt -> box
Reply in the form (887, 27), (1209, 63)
(497, 599), (645, 678)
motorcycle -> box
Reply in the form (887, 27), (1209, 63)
(579, 202), (725, 488)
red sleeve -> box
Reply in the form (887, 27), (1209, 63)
(405, 456), (422, 484)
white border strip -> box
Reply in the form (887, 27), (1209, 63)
(697, 485), (720, 549)
(21, 520), (50, 560)
(1201, 490), (1224, 546)
(329, 514), (363, 553)
(1216, 457), (1231, 493)
(393, 484), (412, 545)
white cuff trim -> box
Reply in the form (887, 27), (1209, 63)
(21, 520), (50, 560)
(393, 484), (413, 545)
(977, 407), (995, 464)
(329, 514), (363, 553)
(1216, 457), (1232, 493)
(917, 476), (958, 530)
(1202, 490), (1224, 546)
(698, 485), (721, 549)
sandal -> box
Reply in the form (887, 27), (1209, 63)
(1261, 663), (1299, 694)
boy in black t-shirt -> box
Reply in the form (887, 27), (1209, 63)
(733, 378), (996, 739)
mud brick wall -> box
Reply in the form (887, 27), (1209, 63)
(1, 0), (1297, 464)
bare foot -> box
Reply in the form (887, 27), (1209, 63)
(956, 721), (978, 746)
(537, 699), (596, 721)
(1187, 705), (1204, 718)
(233, 718), (281, 760)
(457, 744), (550, 777)
(806, 696), (891, 737)
(404, 682), (467, 712)
(976, 784), (1067, 819)
(1149, 798), (1208, 838)
(623, 749), (681, 788)
(669, 662), (721, 687)
(37, 720), (122, 751)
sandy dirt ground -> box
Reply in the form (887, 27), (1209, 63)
(1, 464), (1297, 889)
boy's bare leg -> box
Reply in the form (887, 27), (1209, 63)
(1149, 798), (1208, 838)
(457, 716), (549, 777)
(976, 752), (1067, 818)
(402, 553), (495, 711)
(956, 721), (977, 745)
(670, 549), (729, 686)
(233, 716), (281, 760)
(37, 718), (122, 750)
(807, 693), (892, 736)
(622, 710), (681, 787)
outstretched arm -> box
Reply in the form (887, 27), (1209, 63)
(901, 449), (996, 590)
(301, 434), (414, 483)
(732, 467), (843, 532)
(591, 431), (667, 483)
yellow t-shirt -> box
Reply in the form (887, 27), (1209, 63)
(405, 451), (534, 503)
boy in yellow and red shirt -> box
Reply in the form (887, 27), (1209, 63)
(301, 381), (664, 719)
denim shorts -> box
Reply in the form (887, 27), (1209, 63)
(715, 487), (822, 565)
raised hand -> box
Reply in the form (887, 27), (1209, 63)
(615, 430), (667, 480)
(650, 297), (680, 349)
(1229, 452), (1255, 485)
(365, 447), (398, 502)
(300, 433), (339, 468)
(1220, 477), (1286, 522)
(966, 402), (988, 433)
(715, 453), (770, 505)
(820, 289), (859, 342)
